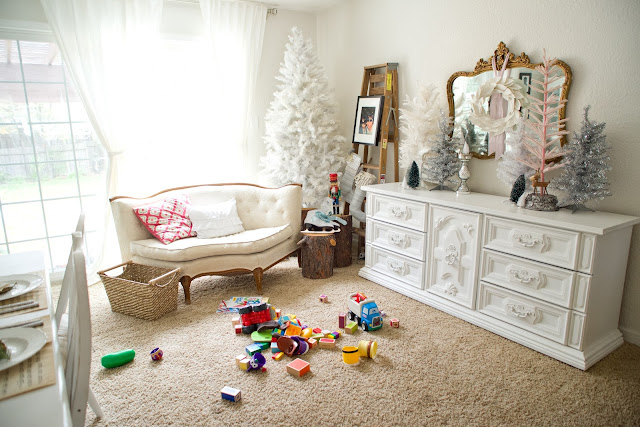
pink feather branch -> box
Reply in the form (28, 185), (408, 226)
(516, 50), (568, 182)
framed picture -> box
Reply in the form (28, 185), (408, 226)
(352, 95), (385, 146)
(519, 72), (532, 94)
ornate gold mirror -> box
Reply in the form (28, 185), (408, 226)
(447, 42), (572, 159)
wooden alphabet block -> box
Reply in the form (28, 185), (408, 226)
(286, 358), (310, 377)
(319, 338), (336, 349)
(221, 386), (242, 402)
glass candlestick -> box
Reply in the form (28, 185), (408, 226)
(457, 152), (472, 194)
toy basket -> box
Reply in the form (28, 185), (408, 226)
(98, 261), (180, 321)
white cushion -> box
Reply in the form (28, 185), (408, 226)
(188, 198), (244, 239)
(129, 224), (293, 262)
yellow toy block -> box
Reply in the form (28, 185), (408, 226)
(273, 352), (284, 361)
(235, 354), (246, 367)
(238, 357), (251, 371)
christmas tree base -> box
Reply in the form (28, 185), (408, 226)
(429, 184), (455, 191)
(523, 193), (559, 211)
(560, 204), (595, 214)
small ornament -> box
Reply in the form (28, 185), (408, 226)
(510, 174), (526, 203)
(407, 161), (420, 189)
(150, 348), (163, 361)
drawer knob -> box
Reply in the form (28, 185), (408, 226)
(387, 231), (408, 248)
(512, 232), (543, 248)
(388, 205), (409, 219)
(504, 299), (538, 324)
(386, 258), (407, 275)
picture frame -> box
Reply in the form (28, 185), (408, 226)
(519, 72), (532, 95)
(352, 95), (385, 146)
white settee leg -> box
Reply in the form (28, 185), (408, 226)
(180, 276), (192, 304)
(252, 268), (263, 294)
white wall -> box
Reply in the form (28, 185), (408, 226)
(316, 0), (640, 343)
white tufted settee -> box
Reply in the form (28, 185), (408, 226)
(109, 183), (302, 303)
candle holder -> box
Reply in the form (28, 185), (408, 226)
(457, 152), (472, 194)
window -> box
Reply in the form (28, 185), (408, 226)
(0, 40), (107, 277)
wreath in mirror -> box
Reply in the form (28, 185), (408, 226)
(469, 74), (529, 134)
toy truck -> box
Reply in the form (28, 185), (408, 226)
(347, 293), (382, 331)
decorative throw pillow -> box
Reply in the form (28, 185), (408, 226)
(188, 198), (245, 239)
(133, 195), (196, 244)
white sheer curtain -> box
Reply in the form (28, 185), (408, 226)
(199, 0), (268, 180)
(39, 0), (165, 272)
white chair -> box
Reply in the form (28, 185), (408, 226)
(56, 214), (103, 425)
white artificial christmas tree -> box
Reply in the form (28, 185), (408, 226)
(398, 83), (443, 169)
(260, 27), (347, 207)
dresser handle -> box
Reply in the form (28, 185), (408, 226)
(389, 205), (408, 219)
(386, 258), (407, 275)
(513, 233), (543, 248)
(510, 268), (539, 284)
(387, 232), (407, 248)
(505, 300), (538, 323)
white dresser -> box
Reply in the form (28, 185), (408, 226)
(359, 183), (639, 370)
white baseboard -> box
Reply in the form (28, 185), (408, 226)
(621, 326), (640, 347)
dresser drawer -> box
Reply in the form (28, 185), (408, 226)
(367, 193), (428, 232)
(366, 219), (427, 261)
(483, 216), (583, 271)
(480, 249), (585, 309)
(478, 282), (570, 345)
(365, 244), (424, 289)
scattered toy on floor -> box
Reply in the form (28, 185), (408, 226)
(342, 346), (360, 365)
(319, 294), (329, 303)
(101, 349), (135, 369)
(390, 318), (400, 328)
(221, 386), (242, 402)
(149, 347), (163, 361)
(286, 358), (310, 377)
(247, 353), (266, 371)
(348, 292), (383, 331)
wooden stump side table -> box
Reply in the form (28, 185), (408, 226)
(333, 214), (352, 268)
(298, 232), (336, 279)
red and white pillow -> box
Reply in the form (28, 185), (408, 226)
(133, 195), (196, 244)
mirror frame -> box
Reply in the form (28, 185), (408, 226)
(446, 42), (573, 159)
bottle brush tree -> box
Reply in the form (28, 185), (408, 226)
(422, 111), (461, 190)
(260, 27), (348, 207)
(551, 106), (611, 212)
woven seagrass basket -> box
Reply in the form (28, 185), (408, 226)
(98, 261), (180, 321)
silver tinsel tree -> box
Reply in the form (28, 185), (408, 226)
(422, 112), (460, 190)
(551, 106), (611, 212)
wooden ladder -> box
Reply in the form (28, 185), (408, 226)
(352, 63), (399, 184)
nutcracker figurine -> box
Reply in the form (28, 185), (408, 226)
(329, 173), (341, 215)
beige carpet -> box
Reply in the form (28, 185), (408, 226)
(79, 258), (640, 426)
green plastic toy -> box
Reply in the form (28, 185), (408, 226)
(101, 349), (136, 368)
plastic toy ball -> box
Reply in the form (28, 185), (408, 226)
(150, 347), (163, 361)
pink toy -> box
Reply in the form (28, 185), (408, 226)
(390, 318), (400, 328)
(319, 294), (328, 303)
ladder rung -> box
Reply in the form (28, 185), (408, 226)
(363, 163), (380, 170)
(369, 87), (385, 95)
(369, 74), (385, 83)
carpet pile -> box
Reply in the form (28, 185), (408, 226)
(78, 259), (640, 426)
